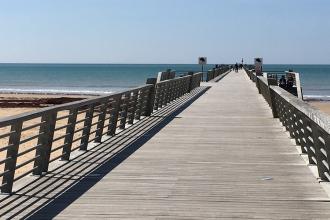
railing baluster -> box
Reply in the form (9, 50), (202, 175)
(128, 91), (138, 124)
(107, 95), (121, 136)
(135, 89), (143, 120)
(94, 101), (108, 143)
(80, 104), (95, 151)
(144, 85), (155, 116)
(61, 109), (78, 160)
(119, 94), (129, 130)
(33, 112), (57, 174)
(1, 121), (23, 194)
(162, 83), (169, 106)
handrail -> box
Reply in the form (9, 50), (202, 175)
(206, 66), (230, 82)
(245, 68), (330, 182)
(0, 72), (203, 194)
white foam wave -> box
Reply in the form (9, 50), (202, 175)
(0, 88), (118, 95)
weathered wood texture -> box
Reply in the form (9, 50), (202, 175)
(247, 68), (330, 182)
(0, 72), (202, 194)
(1, 70), (330, 219)
(0, 85), (209, 219)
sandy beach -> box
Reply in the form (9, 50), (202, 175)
(0, 93), (99, 181)
(308, 101), (330, 116)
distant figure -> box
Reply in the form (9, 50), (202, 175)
(287, 75), (294, 89)
(234, 63), (238, 72)
(279, 76), (286, 88)
(239, 63), (243, 69)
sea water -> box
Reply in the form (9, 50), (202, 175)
(0, 63), (329, 100)
(0, 64), (213, 95)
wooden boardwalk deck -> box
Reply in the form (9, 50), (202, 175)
(2, 70), (330, 219)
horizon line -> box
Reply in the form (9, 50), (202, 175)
(0, 62), (330, 65)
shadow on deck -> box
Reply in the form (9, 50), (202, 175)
(0, 86), (210, 219)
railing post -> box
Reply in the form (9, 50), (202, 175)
(153, 84), (160, 110)
(1, 122), (22, 194)
(164, 82), (171, 104)
(162, 82), (169, 106)
(61, 109), (78, 160)
(256, 77), (261, 94)
(170, 81), (176, 101)
(128, 91), (138, 124)
(173, 79), (178, 99)
(119, 94), (129, 130)
(80, 104), (95, 151)
(134, 89), (143, 120)
(187, 72), (194, 92)
(186, 76), (192, 93)
(144, 86), (156, 116)
(144, 79), (156, 116)
(94, 102), (108, 143)
(33, 112), (57, 174)
(198, 73), (202, 87)
(183, 77), (188, 94)
(269, 87), (278, 118)
(107, 95), (121, 136)
(206, 70), (210, 82)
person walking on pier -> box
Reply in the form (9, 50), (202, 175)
(234, 63), (239, 72)
(279, 75), (286, 88)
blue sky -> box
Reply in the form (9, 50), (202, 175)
(0, 0), (329, 64)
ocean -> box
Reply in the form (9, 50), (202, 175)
(0, 64), (213, 95)
(0, 63), (328, 100)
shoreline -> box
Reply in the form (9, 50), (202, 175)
(0, 93), (93, 108)
(303, 97), (330, 102)
(0, 91), (104, 97)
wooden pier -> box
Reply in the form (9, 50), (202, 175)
(1, 68), (330, 219)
